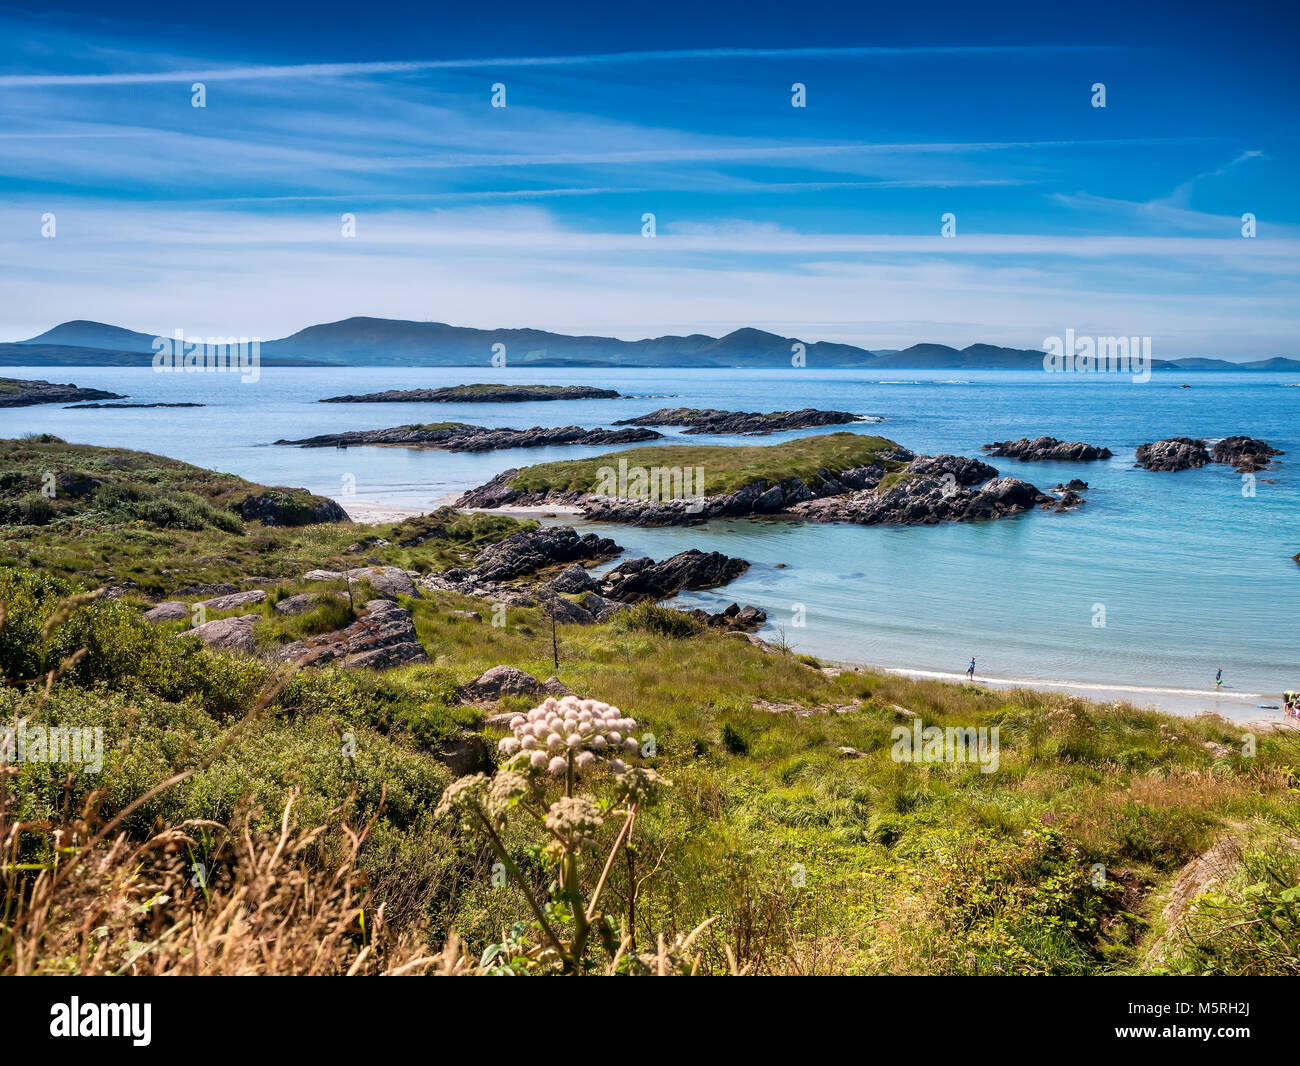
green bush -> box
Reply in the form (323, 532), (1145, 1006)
(615, 601), (703, 639)
(0, 494), (56, 526)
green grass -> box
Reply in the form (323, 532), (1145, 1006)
(4, 561), (1299, 974)
(0, 436), (530, 595)
(508, 432), (904, 496)
(0, 436), (336, 532)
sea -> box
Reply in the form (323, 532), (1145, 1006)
(4, 364), (1298, 722)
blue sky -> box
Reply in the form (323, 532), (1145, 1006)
(1, 0), (1297, 357)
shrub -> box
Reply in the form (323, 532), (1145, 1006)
(1, 494), (56, 526)
(615, 601), (703, 639)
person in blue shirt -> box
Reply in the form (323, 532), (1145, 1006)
(966, 658), (976, 681)
(1216, 668), (1223, 689)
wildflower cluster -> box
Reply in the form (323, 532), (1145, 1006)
(498, 695), (643, 777)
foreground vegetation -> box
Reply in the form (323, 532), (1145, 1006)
(4, 562), (1297, 974)
(1, 435), (1297, 975)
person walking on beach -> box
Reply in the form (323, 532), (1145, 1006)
(966, 658), (976, 682)
(1216, 667), (1223, 690)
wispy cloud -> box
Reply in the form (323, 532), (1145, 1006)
(0, 43), (1125, 86)
(0, 8), (1291, 357)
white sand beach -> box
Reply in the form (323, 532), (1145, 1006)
(872, 664), (1298, 728)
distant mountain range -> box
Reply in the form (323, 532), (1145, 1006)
(3, 318), (1298, 372)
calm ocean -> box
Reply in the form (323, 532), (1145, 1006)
(5, 364), (1298, 718)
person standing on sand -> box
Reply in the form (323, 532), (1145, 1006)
(966, 658), (976, 682)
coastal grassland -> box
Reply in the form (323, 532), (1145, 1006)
(0, 435), (524, 592)
(507, 431), (904, 496)
(3, 562), (1297, 975)
(0, 434), (363, 551)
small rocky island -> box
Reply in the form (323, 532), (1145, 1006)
(66, 402), (205, 409)
(0, 377), (125, 407)
(457, 434), (1077, 528)
(983, 436), (1113, 461)
(1210, 436), (1284, 472)
(276, 422), (662, 452)
(319, 384), (621, 403)
(1136, 435), (1283, 472)
(612, 407), (867, 435)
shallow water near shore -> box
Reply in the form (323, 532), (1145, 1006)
(6, 364), (1298, 720)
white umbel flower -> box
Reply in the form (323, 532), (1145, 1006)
(506, 694), (646, 777)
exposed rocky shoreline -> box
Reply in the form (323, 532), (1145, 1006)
(318, 384), (620, 403)
(0, 377), (125, 407)
(792, 461), (1060, 525)
(458, 455), (903, 525)
(456, 448), (1077, 528)
(612, 407), (867, 435)
(275, 422), (662, 452)
(983, 436), (1113, 461)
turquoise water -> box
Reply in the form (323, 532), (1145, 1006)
(4, 365), (1298, 712)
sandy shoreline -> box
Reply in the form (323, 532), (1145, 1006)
(842, 662), (1297, 728)
(340, 497), (584, 524)
(339, 501), (441, 524)
(337, 498), (1295, 727)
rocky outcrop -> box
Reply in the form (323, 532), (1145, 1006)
(545, 563), (598, 594)
(187, 614), (260, 654)
(304, 565), (420, 600)
(597, 550), (750, 602)
(1210, 436), (1283, 472)
(273, 593), (321, 615)
(455, 468), (582, 511)
(983, 436), (1113, 461)
(540, 595), (597, 625)
(1136, 435), (1282, 473)
(541, 676), (570, 697)
(275, 423), (661, 452)
(276, 599), (427, 669)
(463, 665), (541, 701)
(1054, 479), (1088, 492)
(902, 454), (999, 485)
(1046, 489), (1086, 512)
(1135, 437), (1211, 471)
(612, 407), (866, 435)
(792, 475), (1051, 525)
(142, 601), (189, 622)
(195, 589), (266, 612)
(685, 603), (767, 631)
(420, 569), (536, 606)
(0, 377), (124, 407)
(581, 592), (631, 622)
(470, 527), (621, 582)
(319, 384), (620, 403)
(236, 490), (347, 525)
(581, 464), (899, 527)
